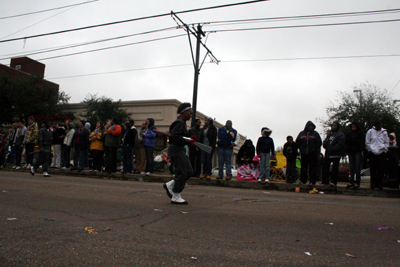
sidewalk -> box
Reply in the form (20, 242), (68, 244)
(2, 168), (400, 198)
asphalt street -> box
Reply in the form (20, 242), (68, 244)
(1, 171), (399, 266)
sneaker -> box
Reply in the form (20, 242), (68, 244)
(22, 164), (28, 169)
(43, 172), (51, 177)
(330, 183), (336, 187)
(163, 180), (175, 199)
(265, 178), (270, 182)
(30, 166), (35, 176)
(145, 172), (153, 176)
(140, 172), (145, 175)
(12, 165), (16, 169)
(61, 167), (67, 170)
(171, 192), (188, 205)
(257, 178), (262, 182)
(15, 166), (21, 170)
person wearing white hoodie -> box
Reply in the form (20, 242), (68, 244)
(365, 120), (389, 190)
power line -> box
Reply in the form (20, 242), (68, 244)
(211, 18), (400, 33)
(37, 34), (186, 61)
(29, 18), (400, 61)
(48, 63), (192, 79)
(0, 0), (98, 20)
(197, 7), (400, 27)
(1, 5), (80, 40)
(0, 0), (268, 44)
(47, 53), (400, 79)
(0, 26), (178, 60)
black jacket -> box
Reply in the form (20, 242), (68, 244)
(168, 116), (191, 148)
(283, 142), (299, 160)
(296, 121), (322, 156)
(122, 128), (136, 147)
(236, 139), (255, 165)
(198, 124), (217, 150)
(73, 128), (90, 150)
(346, 122), (364, 153)
(52, 127), (65, 145)
(256, 136), (275, 155)
(323, 122), (346, 157)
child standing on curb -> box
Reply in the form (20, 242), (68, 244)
(256, 127), (275, 183)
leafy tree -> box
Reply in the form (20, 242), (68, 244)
(80, 94), (131, 129)
(0, 73), (70, 125)
(320, 82), (400, 135)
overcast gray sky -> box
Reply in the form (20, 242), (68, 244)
(1, 0), (399, 148)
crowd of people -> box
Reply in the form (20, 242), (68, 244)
(0, 116), (158, 177)
(0, 114), (396, 190)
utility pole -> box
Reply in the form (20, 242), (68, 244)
(191, 24), (203, 127)
(171, 12), (219, 127)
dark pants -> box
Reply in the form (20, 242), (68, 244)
(91, 150), (104, 172)
(369, 152), (386, 188)
(286, 158), (298, 183)
(322, 156), (340, 185)
(105, 146), (117, 173)
(73, 146), (87, 170)
(34, 147), (51, 172)
(61, 145), (71, 168)
(300, 153), (318, 184)
(0, 150), (5, 167)
(15, 145), (23, 166)
(122, 145), (133, 173)
(169, 145), (193, 193)
(189, 147), (202, 177)
(348, 151), (362, 186)
(8, 146), (15, 164)
(202, 149), (214, 175)
(145, 146), (154, 173)
(25, 143), (35, 165)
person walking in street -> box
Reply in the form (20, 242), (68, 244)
(345, 122), (364, 189)
(71, 120), (90, 172)
(188, 119), (202, 177)
(321, 121), (346, 187)
(24, 116), (39, 170)
(89, 121), (105, 173)
(13, 122), (26, 170)
(164, 103), (194, 205)
(62, 122), (75, 169)
(296, 121), (322, 185)
(256, 127), (275, 183)
(143, 118), (157, 176)
(217, 120), (240, 180)
(51, 123), (65, 168)
(121, 122), (136, 174)
(30, 121), (53, 177)
(134, 121), (147, 174)
(283, 136), (299, 184)
(365, 120), (389, 190)
(104, 118), (121, 174)
(198, 117), (217, 180)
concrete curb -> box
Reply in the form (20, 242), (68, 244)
(2, 168), (400, 198)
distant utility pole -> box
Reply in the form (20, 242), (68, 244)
(171, 12), (220, 127)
